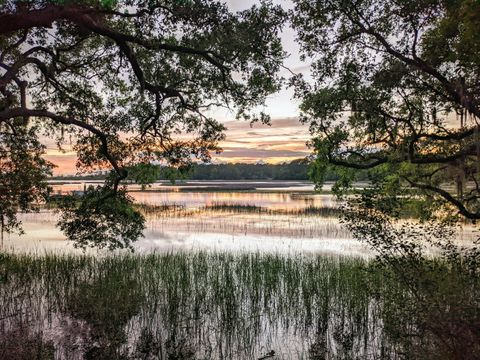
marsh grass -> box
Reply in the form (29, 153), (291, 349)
(1, 252), (475, 359)
(133, 202), (350, 240)
(136, 203), (341, 218)
(0, 252), (390, 359)
(203, 204), (342, 217)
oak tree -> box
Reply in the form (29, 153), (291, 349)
(0, 0), (285, 248)
(293, 0), (480, 221)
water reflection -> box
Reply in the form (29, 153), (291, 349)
(49, 180), (330, 210)
(4, 208), (366, 256)
(5, 181), (478, 256)
(48, 180), (318, 193)
(2, 182), (478, 359)
(0, 253), (394, 359)
(4, 181), (370, 255)
(130, 191), (334, 210)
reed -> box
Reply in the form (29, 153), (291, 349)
(2, 251), (476, 359)
(137, 202), (342, 218)
(0, 251), (388, 359)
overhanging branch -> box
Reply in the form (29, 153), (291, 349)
(0, 107), (126, 190)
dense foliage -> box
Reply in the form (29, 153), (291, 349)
(0, 0), (285, 248)
(182, 160), (312, 181)
(293, 0), (480, 220)
(343, 189), (480, 359)
(0, 121), (52, 245)
(292, 4), (480, 354)
(53, 160), (355, 181)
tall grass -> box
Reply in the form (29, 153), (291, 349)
(135, 203), (349, 240)
(203, 203), (342, 217)
(0, 252), (392, 359)
(136, 203), (341, 218)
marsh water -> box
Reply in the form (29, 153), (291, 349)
(3, 180), (368, 256)
(1, 181), (478, 359)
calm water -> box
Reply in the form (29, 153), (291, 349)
(2, 182), (478, 359)
(4, 180), (478, 255)
(1, 253), (394, 359)
(4, 181), (371, 256)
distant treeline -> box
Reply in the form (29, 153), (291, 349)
(187, 160), (309, 180)
(51, 160), (369, 182)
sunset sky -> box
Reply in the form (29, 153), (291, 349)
(45, 117), (312, 175)
(44, 0), (312, 175)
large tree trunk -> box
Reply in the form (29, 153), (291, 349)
(0, 4), (95, 35)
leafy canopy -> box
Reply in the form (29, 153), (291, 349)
(293, 0), (480, 221)
(294, 7), (480, 345)
(0, 121), (51, 243)
(0, 0), (286, 249)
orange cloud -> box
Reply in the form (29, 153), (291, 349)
(45, 117), (311, 175)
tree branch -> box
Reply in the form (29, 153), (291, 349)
(404, 178), (480, 220)
(0, 107), (126, 191)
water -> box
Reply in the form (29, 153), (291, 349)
(1, 181), (479, 359)
(0, 253), (395, 359)
(4, 180), (371, 256)
(4, 180), (478, 256)
(2, 252), (476, 359)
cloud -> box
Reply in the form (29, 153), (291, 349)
(217, 116), (310, 162)
(45, 115), (311, 174)
(219, 147), (309, 158)
(223, 117), (305, 131)
(44, 154), (77, 175)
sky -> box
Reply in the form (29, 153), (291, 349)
(44, 0), (312, 175)
(209, 0), (312, 165)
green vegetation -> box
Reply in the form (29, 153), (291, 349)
(51, 160), (375, 183)
(58, 187), (145, 250)
(202, 203), (342, 217)
(291, 6), (480, 353)
(51, 160), (314, 181)
(135, 202), (342, 220)
(2, 1), (480, 358)
(1, 251), (478, 359)
(0, 252), (374, 359)
(293, 0), (480, 221)
(0, 0), (286, 248)
(187, 160), (311, 181)
(0, 124), (51, 246)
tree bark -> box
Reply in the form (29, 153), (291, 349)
(0, 4), (98, 35)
